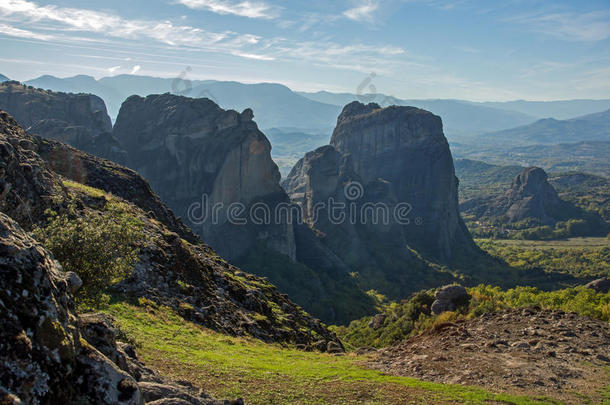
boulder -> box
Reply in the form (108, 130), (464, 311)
(431, 285), (470, 315)
(585, 278), (610, 293)
(368, 314), (387, 330)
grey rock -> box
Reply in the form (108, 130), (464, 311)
(0, 81), (125, 164)
(368, 314), (387, 330)
(112, 93), (295, 262)
(431, 285), (470, 315)
(584, 278), (610, 293)
(435, 285), (468, 301)
(283, 102), (478, 300)
(0, 211), (143, 404)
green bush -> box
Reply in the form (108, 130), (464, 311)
(333, 284), (609, 350)
(34, 203), (144, 306)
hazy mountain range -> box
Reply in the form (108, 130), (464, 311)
(0, 74), (8, 82)
(20, 74), (610, 143)
(476, 109), (610, 145)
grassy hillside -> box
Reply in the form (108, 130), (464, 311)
(104, 299), (558, 405)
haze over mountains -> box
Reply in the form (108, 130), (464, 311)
(476, 109), (610, 145)
(22, 73), (610, 140)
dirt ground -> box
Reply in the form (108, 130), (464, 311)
(368, 308), (610, 404)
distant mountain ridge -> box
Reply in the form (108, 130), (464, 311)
(298, 91), (538, 139)
(476, 109), (610, 146)
(479, 99), (610, 120)
(0, 73), (8, 82)
(26, 74), (340, 131)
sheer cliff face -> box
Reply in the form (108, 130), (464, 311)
(113, 94), (295, 261)
(0, 82), (126, 164)
(285, 102), (473, 263)
(0, 81), (111, 141)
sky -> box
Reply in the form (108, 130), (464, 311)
(0, 0), (609, 101)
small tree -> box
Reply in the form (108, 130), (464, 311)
(34, 205), (142, 306)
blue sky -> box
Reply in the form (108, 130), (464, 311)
(0, 0), (609, 101)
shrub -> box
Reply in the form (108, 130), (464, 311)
(34, 204), (143, 307)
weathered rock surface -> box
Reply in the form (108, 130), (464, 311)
(371, 308), (610, 403)
(0, 81), (125, 163)
(0, 212), (142, 404)
(501, 167), (563, 223)
(112, 93), (295, 262)
(461, 167), (568, 225)
(430, 285), (470, 315)
(0, 110), (342, 349)
(585, 277), (610, 293)
(283, 102), (476, 297)
(328, 102), (474, 260)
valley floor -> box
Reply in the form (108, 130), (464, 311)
(479, 237), (609, 249)
(105, 300), (572, 405)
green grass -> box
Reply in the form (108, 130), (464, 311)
(477, 238), (610, 279)
(104, 300), (558, 405)
(62, 179), (110, 199)
(481, 237), (609, 249)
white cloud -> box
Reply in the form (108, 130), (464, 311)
(108, 65), (121, 73)
(0, 0), (232, 47)
(343, 0), (380, 23)
(0, 0), (410, 74)
(131, 65), (141, 74)
(507, 10), (610, 42)
(177, 0), (278, 19)
(0, 23), (53, 40)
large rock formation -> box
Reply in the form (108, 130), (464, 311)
(460, 166), (570, 226)
(0, 110), (343, 351)
(0, 86), (374, 324)
(283, 102), (475, 298)
(112, 94), (294, 261)
(284, 102), (474, 258)
(502, 167), (563, 223)
(0, 81), (127, 163)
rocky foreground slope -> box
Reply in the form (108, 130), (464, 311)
(0, 110), (345, 402)
(370, 307), (610, 403)
(0, 211), (243, 404)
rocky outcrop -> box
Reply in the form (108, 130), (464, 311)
(430, 285), (470, 315)
(585, 278), (610, 294)
(0, 110), (342, 349)
(112, 94), (295, 262)
(462, 167), (568, 225)
(283, 102), (476, 297)
(502, 167), (563, 223)
(0, 81), (126, 164)
(285, 102), (474, 262)
(0, 111), (62, 227)
(0, 212), (143, 404)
